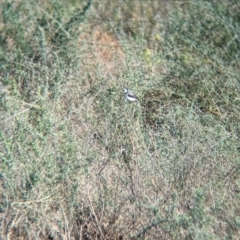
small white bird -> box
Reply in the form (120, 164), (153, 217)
(124, 88), (139, 102)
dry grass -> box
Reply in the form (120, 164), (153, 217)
(0, 0), (240, 239)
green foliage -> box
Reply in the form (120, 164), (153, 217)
(0, 0), (239, 239)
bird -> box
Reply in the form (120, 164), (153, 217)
(123, 88), (139, 102)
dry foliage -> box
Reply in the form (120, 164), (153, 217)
(0, 0), (240, 239)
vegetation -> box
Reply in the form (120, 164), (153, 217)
(0, 0), (239, 239)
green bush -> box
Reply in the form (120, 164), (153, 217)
(0, 0), (239, 239)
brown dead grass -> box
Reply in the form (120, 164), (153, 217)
(78, 27), (126, 80)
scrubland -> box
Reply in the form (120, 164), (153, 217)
(0, 0), (240, 239)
